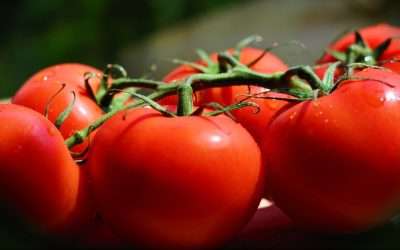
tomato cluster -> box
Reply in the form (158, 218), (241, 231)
(3, 23), (400, 249)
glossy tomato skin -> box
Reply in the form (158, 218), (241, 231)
(382, 60), (400, 74)
(0, 104), (90, 235)
(319, 23), (400, 64)
(262, 68), (400, 233)
(162, 47), (289, 144)
(11, 64), (122, 245)
(12, 63), (104, 152)
(87, 107), (264, 249)
(78, 217), (124, 248)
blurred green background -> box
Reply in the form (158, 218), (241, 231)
(2, 0), (400, 249)
(2, 0), (400, 99)
(0, 0), (246, 98)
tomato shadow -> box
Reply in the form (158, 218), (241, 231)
(225, 203), (400, 249)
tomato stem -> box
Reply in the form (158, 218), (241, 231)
(177, 84), (193, 116)
(64, 90), (170, 148)
(204, 101), (259, 117)
(65, 63), (324, 148)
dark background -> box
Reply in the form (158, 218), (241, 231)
(0, 0), (245, 98)
(2, 0), (400, 249)
(1, 0), (400, 99)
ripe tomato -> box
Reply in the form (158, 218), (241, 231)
(262, 68), (400, 232)
(12, 63), (104, 152)
(78, 217), (124, 248)
(87, 107), (264, 249)
(318, 23), (400, 64)
(0, 104), (93, 235)
(162, 47), (289, 144)
(11, 64), (123, 245)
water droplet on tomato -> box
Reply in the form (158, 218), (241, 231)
(384, 90), (399, 102)
(210, 135), (222, 143)
(37, 70), (56, 82)
(324, 119), (329, 124)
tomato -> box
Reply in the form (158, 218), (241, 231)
(12, 63), (104, 152)
(315, 24), (400, 81)
(0, 104), (93, 236)
(262, 68), (400, 232)
(161, 47), (289, 144)
(318, 23), (400, 64)
(79, 217), (124, 248)
(87, 107), (264, 249)
(11, 64), (125, 246)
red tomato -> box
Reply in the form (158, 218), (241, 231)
(318, 23), (400, 64)
(262, 68), (400, 232)
(79, 217), (124, 248)
(12, 63), (104, 152)
(381, 60), (400, 74)
(0, 104), (92, 235)
(11, 64), (123, 245)
(162, 47), (289, 144)
(87, 107), (264, 249)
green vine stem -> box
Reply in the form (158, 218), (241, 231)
(64, 89), (171, 148)
(204, 101), (260, 117)
(177, 84), (193, 116)
(65, 58), (326, 149)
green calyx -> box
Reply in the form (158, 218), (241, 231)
(326, 31), (392, 66)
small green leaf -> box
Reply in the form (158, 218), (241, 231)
(83, 72), (97, 102)
(326, 49), (347, 62)
(55, 91), (76, 129)
(373, 38), (392, 59)
(106, 64), (128, 79)
(204, 101), (260, 118)
(171, 58), (208, 73)
(195, 49), (214, 67)
(114, 89), (176, 117)
(287, 87), (314, 100)
(322, 62), (341, 93)
(109, 87), (136, 111)
(354, 31), (367, 48)
(43, 83), (67, 119)
(233, 35), (262, 59)
(191, 106), (205, 116)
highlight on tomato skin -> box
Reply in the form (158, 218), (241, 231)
(87, 106), (265, 249)
(261, 68), (400, 233)
(12, 63), (104, 153)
